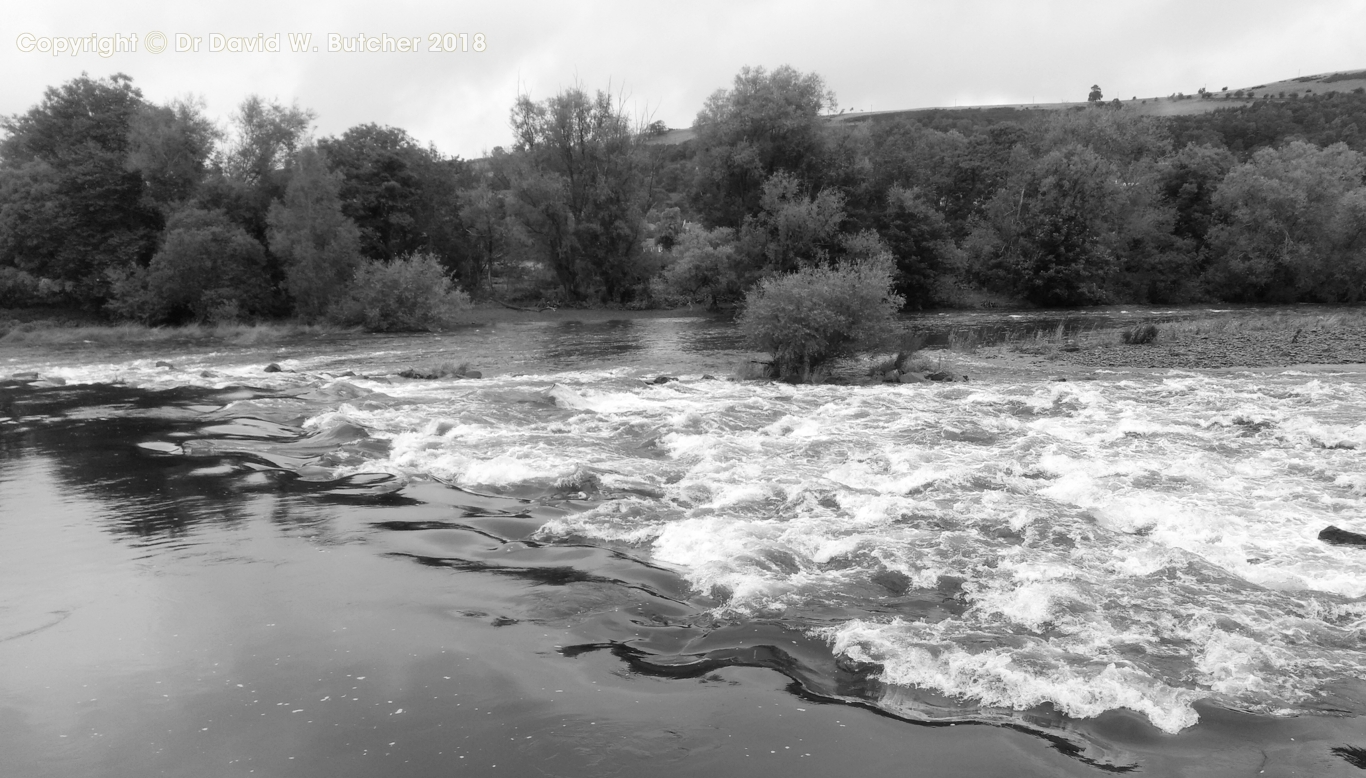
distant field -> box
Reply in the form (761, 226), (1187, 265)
(645, 67), (1366, 144)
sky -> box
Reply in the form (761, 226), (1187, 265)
(3, 0), (1365, 159)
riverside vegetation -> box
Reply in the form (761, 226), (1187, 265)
(3, 68), (1366, 376)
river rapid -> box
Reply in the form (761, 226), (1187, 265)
(3, 311), (1366, 776)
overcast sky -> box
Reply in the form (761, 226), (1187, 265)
(4, 0), (1364, 158)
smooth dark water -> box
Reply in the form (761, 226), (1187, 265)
(3, 308), (1366, 777)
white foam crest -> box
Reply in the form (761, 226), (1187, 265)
(827, 619), (1201, 733)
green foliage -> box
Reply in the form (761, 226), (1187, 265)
(650, 223), (742, 306)
(880, 185), (961, 307)
(328, 253), (469, 332)
(691, 65), (837, 227)
(738, 171), (846, 273)
(0, 73), (161, 303)
(458, 182), (511, 294)
(317, 124), (468, 274)
(1206, 141), (1366, 301)
(267, 146), (364, 319)
(738, 255), (904, 382)
(107, 208), (272, 324)
(506, 86), (658, 303)
(220, 96), (315, 187)
(125, 97), (220, 212)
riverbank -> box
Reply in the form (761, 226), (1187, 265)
(1001, 310), (1366, 370)
(0, 303), (722, 346)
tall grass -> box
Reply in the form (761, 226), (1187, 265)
(0, 320), (355, 346)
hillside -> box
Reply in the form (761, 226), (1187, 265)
(647, 67), (1366, 144)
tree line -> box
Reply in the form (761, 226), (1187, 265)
(3, 69), (1366, 327)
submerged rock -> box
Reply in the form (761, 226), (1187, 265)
(899, 372), (926, 384)
(650, 375), (677, 384)
(1319, 525), (1366, 547)
(155, 360), (175, 369)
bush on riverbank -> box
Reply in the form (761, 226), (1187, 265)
(328, 253), (471, 332)
(738, 256), (903, 382)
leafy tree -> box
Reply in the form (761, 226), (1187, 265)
(266, 146), (363, 319)
(691, 65), (836, 227)
(738, 171), (845, 273)
(879, 185), (961, 307)
(1156, 143), (1236, 256)
(209, 96), (316, 248)
(317, 124), (467, 271)
(0, 73), (161, 303)
(650, 223), (742, 307)
(107, 207), (272, 323)
(506, 86), (659, 302)
(457, 182), (512, 294)
(1206, 140), (1366, 301)
(969, 144), (1121, 305)
(1088, 85), (1104, 103)
(220, 96), (314, 187)
(125, 96), (221, 213)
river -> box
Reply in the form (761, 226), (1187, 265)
(3, 310), (1366, 776)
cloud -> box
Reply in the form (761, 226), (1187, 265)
(4, 0), (1364, 158)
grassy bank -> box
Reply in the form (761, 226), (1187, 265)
(0, 303), (720, 347)
(0, 320), (358, 346)
(1005, 310), (1366, 368)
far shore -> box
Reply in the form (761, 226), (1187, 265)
(4, 304), (1363, 378)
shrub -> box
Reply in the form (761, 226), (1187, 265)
(107, 207), (272, 324)
(328, 253), (470, 332)
(649, 224), (743, 307)
(738, 255), (904, 382)
(1121, 323), (1160, 344)
(0, 267), (45, 307)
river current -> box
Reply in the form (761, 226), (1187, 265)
(3, 311), (1366, 776)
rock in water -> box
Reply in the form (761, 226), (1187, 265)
(264, 363), (283, 373)
(155, 360), (175, 369)
(1319, 525), (1366, 547)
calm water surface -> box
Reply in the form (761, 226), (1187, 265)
(3, 309), (1366, 777)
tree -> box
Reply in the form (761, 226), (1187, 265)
(1156, 143), (1236, 256)
(266, 146), (363, 319)
(107, 207), (272, 323)
(125, 96), (221, 213)
(650, 223), (742, 307)
(220, 96), (314, 187)
(738, 171), (846, 274)
(0, 73), (161, 303)
(1206, 140), (1366, 301)
(879, 185), (960, 307)
(691, 65), (837, 227)
(1088, 85), (1104, 103)
(968, 144), (1121, 306)
(457, 182), (511, 294)
(505, 86), (659, 302)
(317, 124), (467, 269)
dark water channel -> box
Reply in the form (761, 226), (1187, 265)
(3, 306), (1366, 777)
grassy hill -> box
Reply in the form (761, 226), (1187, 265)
(647, 67), (1366, 144)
